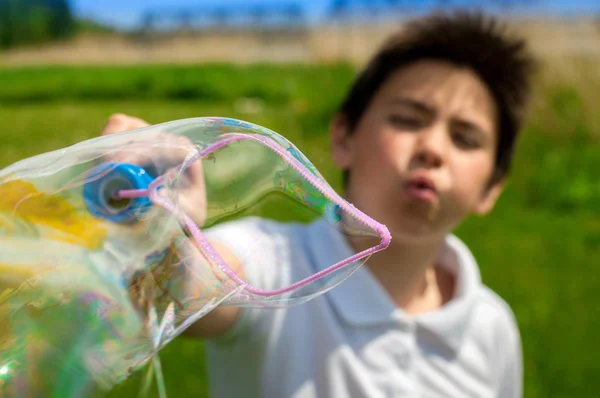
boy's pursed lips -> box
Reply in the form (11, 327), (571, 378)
(403, 173), (438, 203)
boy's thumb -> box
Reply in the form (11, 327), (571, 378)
(101, 113), (149, 136)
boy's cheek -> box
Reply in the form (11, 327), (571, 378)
(444, 183), (491, 219)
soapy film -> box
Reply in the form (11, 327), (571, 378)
(0, 118), (389, 397)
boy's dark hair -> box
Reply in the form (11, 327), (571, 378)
(338, 11), (536, 185)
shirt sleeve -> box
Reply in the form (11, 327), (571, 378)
(481, 286), (524, 398)
(497, 320), (523, 398)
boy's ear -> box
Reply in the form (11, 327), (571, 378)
(330, 114), (353, 169)
(474, 179), (505, 215)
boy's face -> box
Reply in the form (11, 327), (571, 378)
(331, 60), (504, 243)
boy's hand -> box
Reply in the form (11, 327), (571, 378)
(100, 114), (244, 339)
(100, 113), (207, 226)
(101, 113), (150, 135)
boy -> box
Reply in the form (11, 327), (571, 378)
(102, 11), (535, 398)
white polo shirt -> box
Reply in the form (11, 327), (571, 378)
(204, 217), (522, 398)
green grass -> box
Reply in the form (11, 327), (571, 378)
(0, 64), (598, 397)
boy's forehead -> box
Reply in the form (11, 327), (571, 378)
(378, 60), (497, 120)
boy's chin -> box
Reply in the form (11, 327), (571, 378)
(386, 208), (454, 245)
(390, 222), (444, 245)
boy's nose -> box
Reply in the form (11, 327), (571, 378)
(411, 127), (447, 169)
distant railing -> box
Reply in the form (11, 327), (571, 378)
(139, 2), (305, 34)
(137, 0), (545, 36)
(327, 0), (542, 22)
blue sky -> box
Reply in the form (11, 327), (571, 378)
(72, 0), (600, 30)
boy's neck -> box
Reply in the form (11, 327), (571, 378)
(347, 235), (455, 315)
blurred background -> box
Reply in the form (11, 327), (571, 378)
(0, 0), (598, 397)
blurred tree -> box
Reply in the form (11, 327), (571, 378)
(48, 0), (74, 39)
(0, 0), (75, 49)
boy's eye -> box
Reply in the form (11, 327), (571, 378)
(452, 131), (481, 149)
(389, 114), (426, 130)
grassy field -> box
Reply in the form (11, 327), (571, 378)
(0, 64), (598, 397)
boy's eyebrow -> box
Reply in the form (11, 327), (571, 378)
(388, 97), (435, 115)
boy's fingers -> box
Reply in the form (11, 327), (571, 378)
(100, 113), (153, 164)
(101, 113), (150, 136)
(98, 116), (208, 227)
(100, 115), (205, 195)
(105, 131), (203, 178)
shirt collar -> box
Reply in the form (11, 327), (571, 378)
(306, 218), (481, 353)
(415, 234), (481, 352)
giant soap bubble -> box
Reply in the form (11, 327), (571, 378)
(0, 117), (390, 397)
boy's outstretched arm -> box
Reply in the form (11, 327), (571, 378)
(179, 240), (243, 339)
(101, 114), (242, 339)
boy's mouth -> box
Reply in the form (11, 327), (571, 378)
(404, 175), (438, 202)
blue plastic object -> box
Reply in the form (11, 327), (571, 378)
(83, 162), (154, 223)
